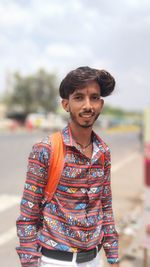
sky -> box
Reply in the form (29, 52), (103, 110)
(0, 0), (150, 111)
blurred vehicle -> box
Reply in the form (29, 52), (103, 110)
(25, 112), (66, 131)
(40, 112), (66, 131)
(25, 113), (45, 130)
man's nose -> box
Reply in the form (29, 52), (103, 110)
(83, 98), (93, 110)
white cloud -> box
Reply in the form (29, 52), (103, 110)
(46, 43), (93, 60)
(0, 2), (29, 27)
(46, 44), (76, 58)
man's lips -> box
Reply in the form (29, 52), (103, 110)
(79, 112), (95, 118)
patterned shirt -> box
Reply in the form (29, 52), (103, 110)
(16, 124), (119, 266)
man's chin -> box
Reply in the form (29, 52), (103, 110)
(80, 123), (93, 128)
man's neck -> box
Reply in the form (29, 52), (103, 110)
(69, 121), (93, 146)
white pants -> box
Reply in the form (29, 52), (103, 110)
(39, 253), (103, 267)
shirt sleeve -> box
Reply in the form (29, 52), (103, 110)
(101, 147), (119, 264)
(16, 139), (51, 267)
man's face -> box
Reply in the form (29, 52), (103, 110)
(62, 81), (104, 129)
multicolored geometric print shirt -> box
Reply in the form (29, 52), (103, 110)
(16, 124), (119, 266)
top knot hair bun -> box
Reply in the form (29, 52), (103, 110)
(59, 66), (116, 99)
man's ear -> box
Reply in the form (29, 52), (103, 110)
(61, 99), (69, 112)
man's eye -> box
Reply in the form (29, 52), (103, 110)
(75, 96), (82, 100)
(92, 96), (100, 100)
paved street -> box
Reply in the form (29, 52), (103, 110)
(0, 128), (146, 267)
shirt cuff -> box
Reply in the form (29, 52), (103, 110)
(16, 246), (41, 267)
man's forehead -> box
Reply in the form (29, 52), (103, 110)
(72, 87), (101, 95)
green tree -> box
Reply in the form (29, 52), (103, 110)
(4, 69), (59, 114)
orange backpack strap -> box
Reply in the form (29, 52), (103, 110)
(100, 153), (105, 167)
(44, 131), (65, 201)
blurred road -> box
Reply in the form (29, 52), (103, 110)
(0, 128), (145, 267)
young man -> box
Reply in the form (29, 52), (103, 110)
(16, 66), (119, 267)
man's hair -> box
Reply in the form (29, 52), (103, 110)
(59, 66), (115, 99)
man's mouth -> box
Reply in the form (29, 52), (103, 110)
(79, 112), (95, 118)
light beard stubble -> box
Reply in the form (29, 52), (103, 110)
(69, 111), (100, 128)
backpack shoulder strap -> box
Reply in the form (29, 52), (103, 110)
(44, 131), (65, 201)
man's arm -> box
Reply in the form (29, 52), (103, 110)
(16, 140), (51, 267)
(101, 147), (119, 265)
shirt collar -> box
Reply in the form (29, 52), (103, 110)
(61, 124), (107, 154)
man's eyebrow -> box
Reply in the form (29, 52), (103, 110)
(73, 91), (84, 96)
(91, 93), (100, 95)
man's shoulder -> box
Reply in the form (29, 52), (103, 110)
(29, 135), (52, 165)
(31, 135), (52, 154)
(32, 127), (67, 153)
